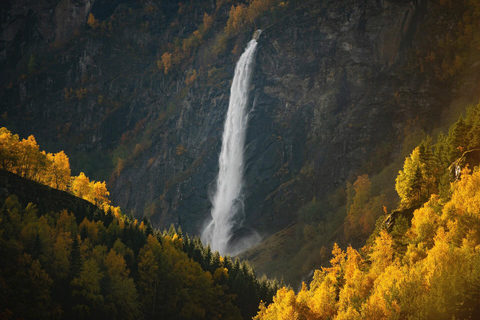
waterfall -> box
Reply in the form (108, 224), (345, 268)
(201, 32), (261, 255)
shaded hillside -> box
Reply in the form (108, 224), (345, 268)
(0, 169), (101, 222)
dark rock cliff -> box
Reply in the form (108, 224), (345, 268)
(0, 0), (459, 239)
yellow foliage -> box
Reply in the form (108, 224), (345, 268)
(261, 287), (296, 319)
(361, 264), (403, 319)
(44, 151), (71, 190)
(448, 167), (480, 219)
(87, 13), (100, 30)
(79, 218), (100, 244)
(370, 230), (394, 275)
(310, 273), (338, 318)
(105, 249), (129, 279)
(345, 175), (384, 239)
(225, 5), (248, 36)
(52, 232), (73, 279)
(256, 167), (480, 320)
(224, 0), (284, 37)
(54, 210), (78, 237)
(212, 267), (228, 283)
(71, 172), (91, 200)
(75, 87), (87, 100)
(323, 243), (346, 278)
(203, 13), (214, 31)
(176, 144), (187, 155)
(92, 181), (111, 209)
(185, 69), (197, 86)
(162, 52), (173, 74)
(408, 196), (442, 247)
(0, 127), (20, 171)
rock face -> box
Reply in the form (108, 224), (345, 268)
(0, 0), (95, 79)
(0, 0), (452, 238)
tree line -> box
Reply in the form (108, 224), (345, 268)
(0, 127), (120, 216)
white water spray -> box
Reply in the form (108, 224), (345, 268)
(201, 31), (261, 255)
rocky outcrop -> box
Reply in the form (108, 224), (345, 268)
(54, 0), (96, 43)
(383, 204), (421, 232)
(0, 0), (459, 239)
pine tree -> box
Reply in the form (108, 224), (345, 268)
(210, 251), (222, 273)
(69, 235), (82, 279)
(168, 223), (176, 237)
(32, 232), (43, 260)
(142, 216), (154, 237)
(177, 225), (183, 239)
(71, 259), (105, 319)
(203, 244), (212, 270)
(411, 164), (424, 202)
(447, 116), (470, 164)
(396, 147), (432, 208)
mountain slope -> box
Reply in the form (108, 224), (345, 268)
(3, 0), (480, 280)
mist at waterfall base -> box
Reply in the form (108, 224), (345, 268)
(201, 34), (262, 256)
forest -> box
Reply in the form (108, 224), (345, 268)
(0, 127), (280, 319)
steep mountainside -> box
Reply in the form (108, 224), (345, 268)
(1, 0), (479, 243)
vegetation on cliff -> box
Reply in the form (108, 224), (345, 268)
(253, 102), (480, 319)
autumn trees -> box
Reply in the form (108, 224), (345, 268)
(0, 192), (276, 320)
(396, 140), (437, 208)
(255, 102), (480, 319)
(156, 0), (290, 78)
(1, 127), (71, 187)
(46, 151), (71, 190)
(395, 102), (480, 208)
(71, 173), (111, 209)
(256, 170), (480, 319)
(344, 175), (385, 240)
(0, 129), (49, 182)
(87, 13), (100, 30)
(0, 127), (117, 213)
(224, 0), (287, 37)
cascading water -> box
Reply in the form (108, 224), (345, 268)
(201, 31), (262, 255)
